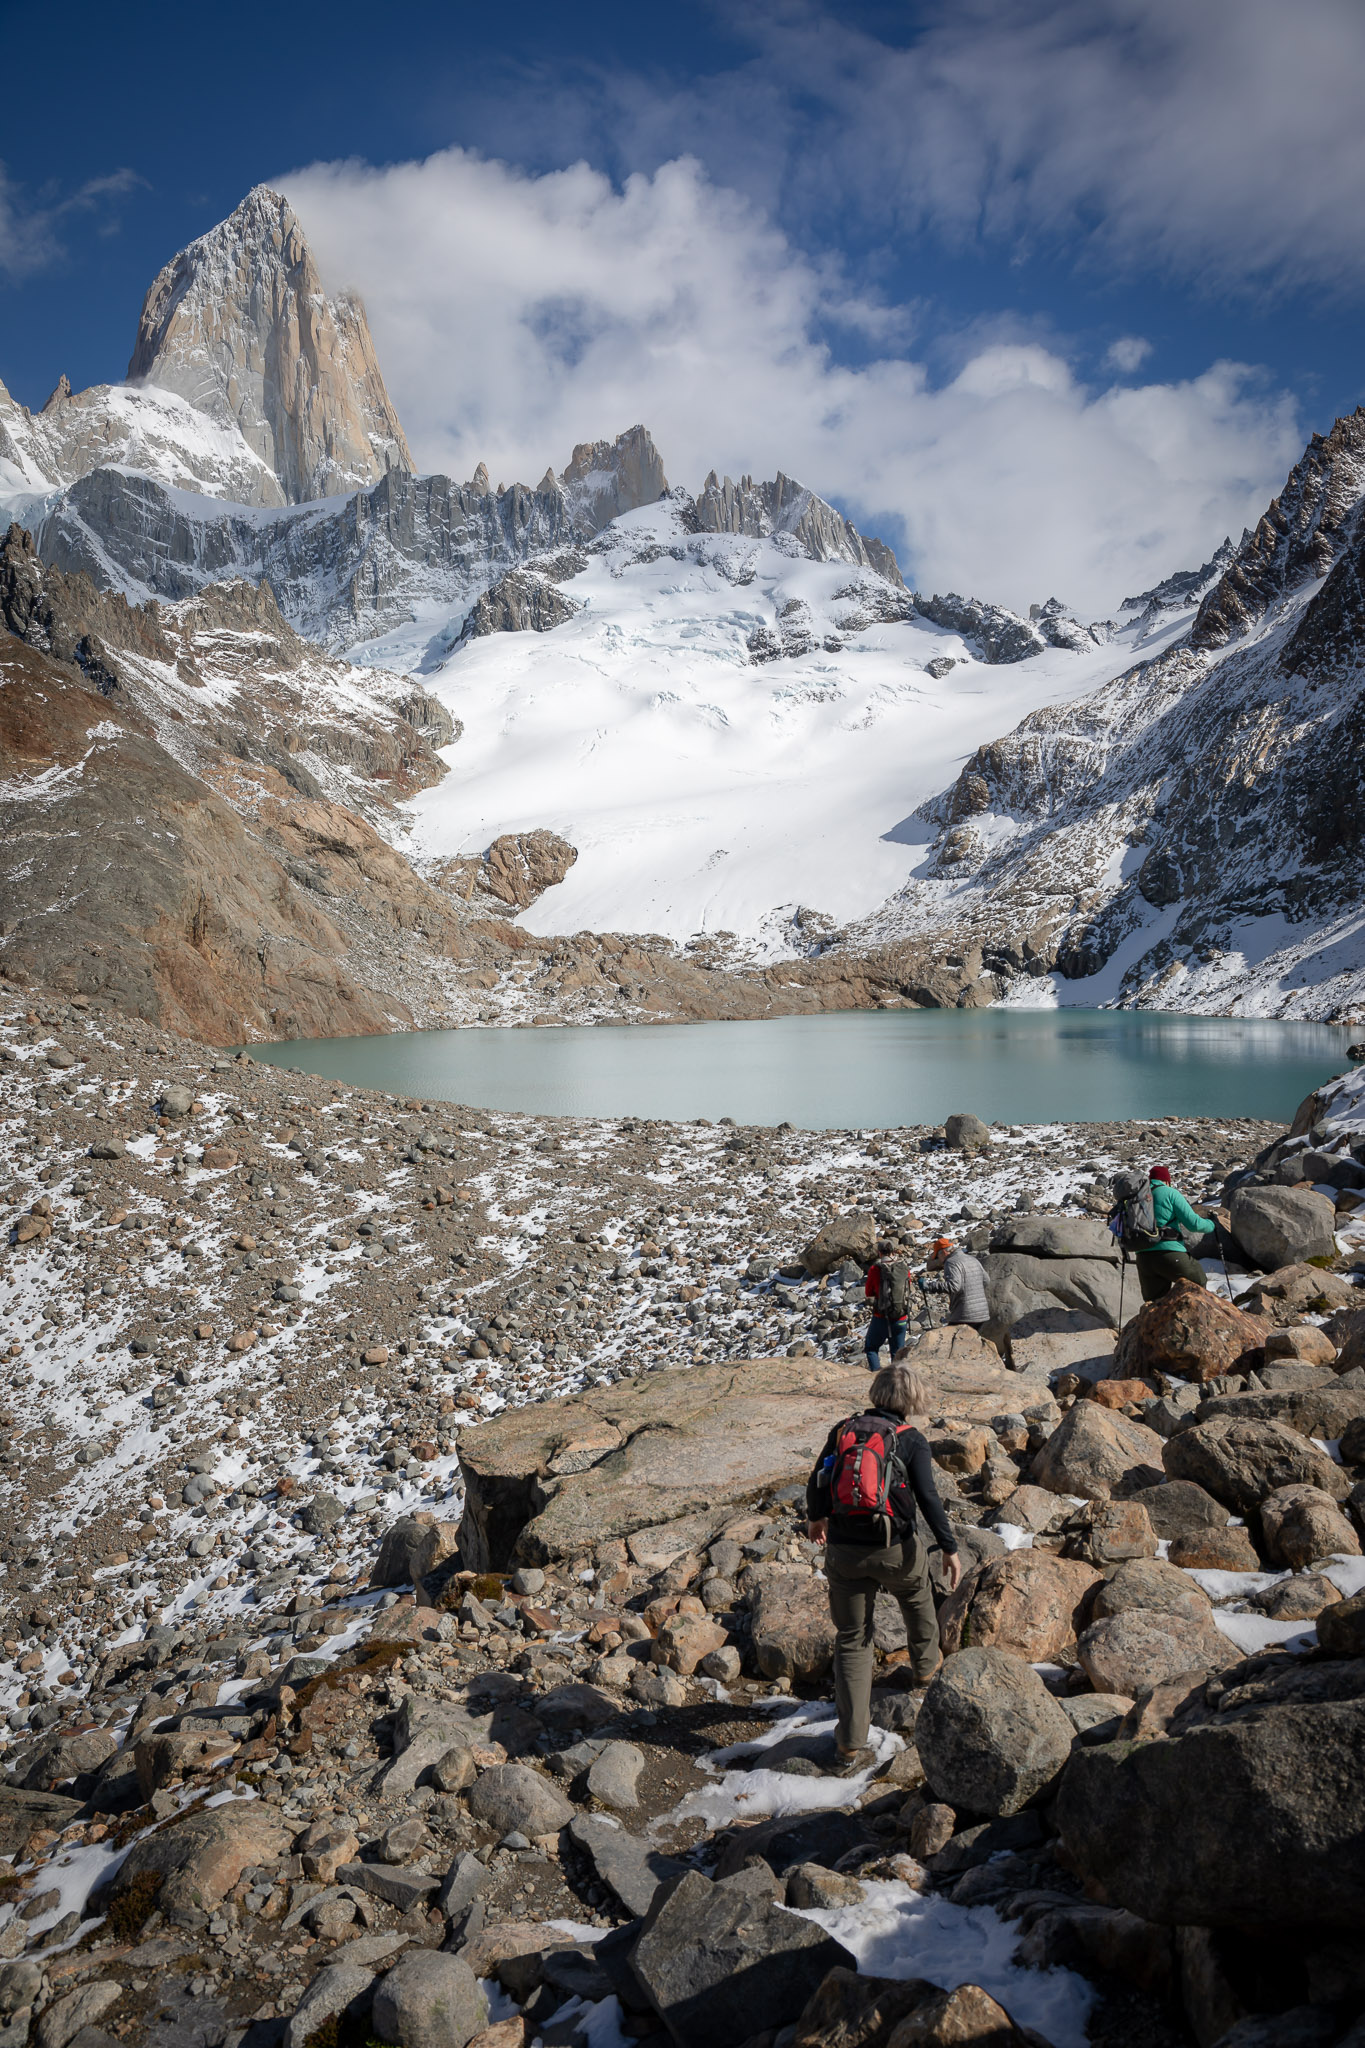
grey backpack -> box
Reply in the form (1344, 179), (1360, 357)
(1110, 1170), (1160, 1251)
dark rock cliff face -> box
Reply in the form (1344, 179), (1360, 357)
(460, 569), (580, 639)
(911, 592), (1046, 665)
(1190, 407), (1365, 650)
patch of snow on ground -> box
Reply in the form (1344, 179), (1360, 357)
(1212, 1610), (1316, 1656)
(794, 1880), (1095, 2048)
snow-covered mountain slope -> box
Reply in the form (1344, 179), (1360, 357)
(0, 373), (282, 514)
(395, 497), (1180, 949)
(865, 407), (1365, 1020)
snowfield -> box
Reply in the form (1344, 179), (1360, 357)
(395, 502), (1180, 953)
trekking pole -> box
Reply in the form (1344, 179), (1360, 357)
(1118, 1249), (1126, 1332)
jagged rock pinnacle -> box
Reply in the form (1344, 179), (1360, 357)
(127, 184), (413, 504)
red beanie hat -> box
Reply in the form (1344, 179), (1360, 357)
(1149, 1165), (1172, 1185)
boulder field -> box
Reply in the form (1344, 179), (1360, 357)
(0, 994), (1361, 2044)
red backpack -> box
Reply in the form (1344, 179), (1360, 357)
(827, 1413), (914, 1534)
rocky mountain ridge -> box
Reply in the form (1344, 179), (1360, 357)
(853, 408), (1365, 1018)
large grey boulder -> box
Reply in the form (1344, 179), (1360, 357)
(1164, 1417), (1350, 1516)
(802, 1211), (875, 1277)
(379, 1697), (490, 1798)
(984, 1251), (1123, 1327)
(1056, 1658), (1365, 1928)
(586, 1741), (646, 1810)
(944, 1111), (991, 1154)
(1229, 1184), (1338, 1270)
(13, 1725), (117, 1792)
(1197, 1385), (1365, 1441)
(992, 1216), (1119, 1262)
(34, 1982), (122, 2048)
(1126, 1480), (1228, 1542)
(466, 1763), (574, 1838)
(1091, 1557), (1214, 1625)
(373, 1515), (461, 1589)
(915, 1647), (1076, 1817)
(90, 1802), (293, 1927)
(630, 1870), (856, 2048)
(370, 1951), (487, 2048)
(1006, 1309), (1116, 1380)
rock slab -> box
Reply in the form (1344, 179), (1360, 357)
(630, 1870), (857, 2048)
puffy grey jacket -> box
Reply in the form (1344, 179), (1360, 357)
(924, 1248), (990, 1325)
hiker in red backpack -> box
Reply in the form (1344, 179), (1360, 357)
(863, 1239), (910, 1365)
(807, 1361), (962, 1770)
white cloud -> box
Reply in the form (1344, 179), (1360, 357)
(0, 164), (141, 281)
(282, 148), (1302, 615)
(1105, 336), (1153, 374)
(729, 0), (1365, 299)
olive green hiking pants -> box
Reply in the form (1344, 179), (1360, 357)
(824, 1533), (940, 1752)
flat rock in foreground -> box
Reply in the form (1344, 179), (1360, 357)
(457, 1352), (1029, 1567)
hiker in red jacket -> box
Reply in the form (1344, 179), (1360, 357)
(863, 1239), (910, 1364)
(807, 1360), (961, 1770)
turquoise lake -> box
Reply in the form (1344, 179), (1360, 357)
(246, 1007), (1354, 1129)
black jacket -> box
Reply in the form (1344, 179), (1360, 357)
(806, 1409), (959, 1552)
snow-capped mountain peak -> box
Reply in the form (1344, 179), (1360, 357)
(127, 184), (413, 505)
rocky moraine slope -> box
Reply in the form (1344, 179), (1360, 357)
(0, 987), (1358, 2045)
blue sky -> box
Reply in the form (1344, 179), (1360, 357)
(3, 0), (1362, 609)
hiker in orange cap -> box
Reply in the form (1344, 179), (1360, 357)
(921, 1232), (990, 1330)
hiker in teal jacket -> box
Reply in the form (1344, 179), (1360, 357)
(1137, 1165), (1216, 1301)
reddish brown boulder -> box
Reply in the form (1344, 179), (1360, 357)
(1264, 1325), (1338, 1367)
(885, 1984), (1037, 2047)
(1167, 1526), (1261, 1572)
(1115, 1283), (1266, 1383)
(938, 1551), (1102, 1662)
(1258, 1484), (1361, 1569)
(1062, 1499), (1158, 1566)
(1087, 1377), (1160, 1410)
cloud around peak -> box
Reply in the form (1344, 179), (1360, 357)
(282, 145), (1301, 615)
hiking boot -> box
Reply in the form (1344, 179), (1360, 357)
(829, 1745), (874, 1777)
